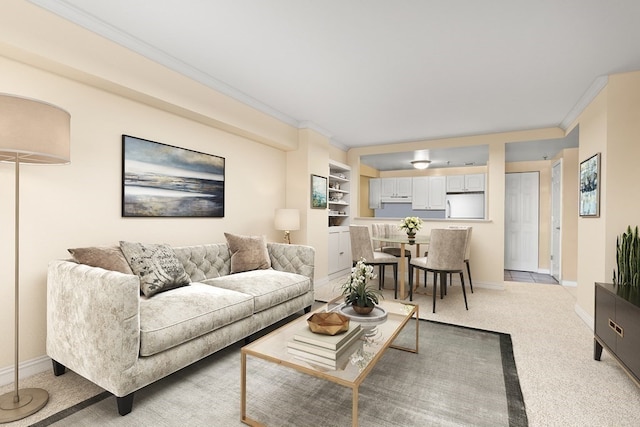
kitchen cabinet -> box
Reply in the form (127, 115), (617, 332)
(446, 173), (485, 193)
(369, 178), (381, 209)
(380, 177), (412, 201)
(412, 176), (446, 210)
(328, 226), (351, 276)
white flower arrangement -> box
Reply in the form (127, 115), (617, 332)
(398, 216), (423, 233)
(341, 258), (381, 308)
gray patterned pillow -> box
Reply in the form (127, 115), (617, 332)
(120, 241), (191, 297)
(224, 233), (271, 274)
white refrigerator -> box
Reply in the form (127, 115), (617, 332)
(446, 193), (485, 219)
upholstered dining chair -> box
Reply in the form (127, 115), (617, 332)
(371, 223), (413, 286)
(409, 228), (468, 313)
(448, 225), (473, 293)
(349, 225), (399, 297)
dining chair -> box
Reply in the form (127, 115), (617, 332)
(349, 225), (399, 297)
(409, 228), (468, 312)
(448, 225), (473, 293)
(371, 223), (413, 286)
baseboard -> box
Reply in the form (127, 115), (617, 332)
(0, 355), (51, 387)
(562, 280), (577, 287)
(574, 302), (594, 331)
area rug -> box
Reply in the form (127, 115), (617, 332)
(31, 319), (527, 427)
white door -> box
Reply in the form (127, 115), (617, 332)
(411, 177), (428, 209)
(428, 176), (447, 209)
(505, 172), (539, 271)
(551, 161), (562, 281)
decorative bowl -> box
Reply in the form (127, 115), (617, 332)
(307, 312), (350, 335)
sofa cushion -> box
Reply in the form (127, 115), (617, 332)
(120, 241), (191, 297)
(224, 233), (271, 273)
(139, 283), (254, 356)
(68, 246), (134, 274)
(204, 270), (312, 313)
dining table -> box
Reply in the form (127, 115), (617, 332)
(371, 235), (430, 300)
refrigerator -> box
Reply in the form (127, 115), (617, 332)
(446, 193), (485, 219)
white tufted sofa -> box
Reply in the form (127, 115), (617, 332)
(46, 242), (314, 415)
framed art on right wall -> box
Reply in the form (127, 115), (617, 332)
(579, 152), (600, 217)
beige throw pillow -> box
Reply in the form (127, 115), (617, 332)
(68, 246), (134, 275)
(120, 241), (191, 297)
(224, 233), (271, 274)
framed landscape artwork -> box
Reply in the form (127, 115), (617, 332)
(310, 174), (327, 209)
(122, 135), (225, 217)
(579, 152), (600, 217)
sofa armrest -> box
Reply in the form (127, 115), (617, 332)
(46, 260), (141, 384)
(267, 243), (315, 283)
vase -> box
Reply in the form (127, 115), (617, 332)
(406, 230), (416, 239)
(352, 304), (374, 315)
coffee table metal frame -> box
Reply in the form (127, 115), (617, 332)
(240, 297), (419, 427)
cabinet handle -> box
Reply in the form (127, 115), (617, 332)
(609, 318), (624, 338)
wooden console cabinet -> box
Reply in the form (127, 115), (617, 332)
(594, 282), (640, 386)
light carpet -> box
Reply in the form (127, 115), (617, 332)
(30, 318), (526, 427)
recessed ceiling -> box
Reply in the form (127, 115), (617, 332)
(29, 0), (640, 150)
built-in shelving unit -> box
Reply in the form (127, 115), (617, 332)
(328, 161), (350, 228)
(328, 160), (352, 277)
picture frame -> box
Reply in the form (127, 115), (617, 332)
(579, 152), (600, 217)
(310, 174), (328, 209)
(122, 135), (225, 217)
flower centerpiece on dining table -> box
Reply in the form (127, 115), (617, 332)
(341, 258), (383, 315)
(399, 216), (423, 239)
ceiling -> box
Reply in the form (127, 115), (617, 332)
(29, 1), (640, 168)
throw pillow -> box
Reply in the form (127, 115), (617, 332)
(119, 241), (191, 297)
(224, 233), (271, 274)
(68, 246), (134, 275)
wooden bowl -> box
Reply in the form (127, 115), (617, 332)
(307, 312), (350, 335)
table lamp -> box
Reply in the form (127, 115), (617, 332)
(0, 94), (70, 423)
(274, 208), (300, 244)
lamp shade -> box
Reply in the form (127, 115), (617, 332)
(0, 94), (70, 164)
(275, 208), (300, 231)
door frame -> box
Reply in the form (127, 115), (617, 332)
(551, 159), (562, 282)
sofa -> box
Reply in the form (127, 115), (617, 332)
(46, 235), (315, 415)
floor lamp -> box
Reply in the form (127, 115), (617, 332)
(0, 94), (70, 423)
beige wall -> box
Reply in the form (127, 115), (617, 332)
(573, 70), (640, 321)
(558, 148), (579, 283)
(0, 1), (334, 377)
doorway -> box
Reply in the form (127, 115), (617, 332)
(505, 172), (539, 271)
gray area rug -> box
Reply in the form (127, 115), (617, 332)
(32, 319), (527, 427)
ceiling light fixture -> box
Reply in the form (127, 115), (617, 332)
(410, 159), (431, 170)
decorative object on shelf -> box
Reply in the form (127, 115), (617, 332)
(399, 216), (423, 239)
(274, 208), (300, 244)
(341, 258), (383, 315)
(306, 312), (350, 335)
(579, 152), (600, 217)
(310, 174), (328, 209)
(613, 225), (640, 286)
(0, 94), (71, 423)
(122, 135), (225, 217)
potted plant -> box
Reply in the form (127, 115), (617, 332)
(341, 258), (383, 314)
(613, 225), (640, 287)
(399, 216), (423, 238)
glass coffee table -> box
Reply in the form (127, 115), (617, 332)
(240, 296), (419, 427)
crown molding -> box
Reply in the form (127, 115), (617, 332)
(560, 75), (608, 130)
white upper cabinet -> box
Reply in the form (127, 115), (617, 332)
(446, 173), (485, 193)
(412, 176), (446, 210)
(380, 177), (412, 201)
(369, 178), (381, 209)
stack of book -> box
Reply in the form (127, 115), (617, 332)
(287, 323), (364, 369)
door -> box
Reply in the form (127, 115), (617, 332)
(505, 172), (539, 271)
(428, 176), (447, 209)
(551, 161), (562, 281)
(411, 177), (428, 209)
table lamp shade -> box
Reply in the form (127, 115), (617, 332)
(275, 209), (300, 231)
(0, 94), (70, 164)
